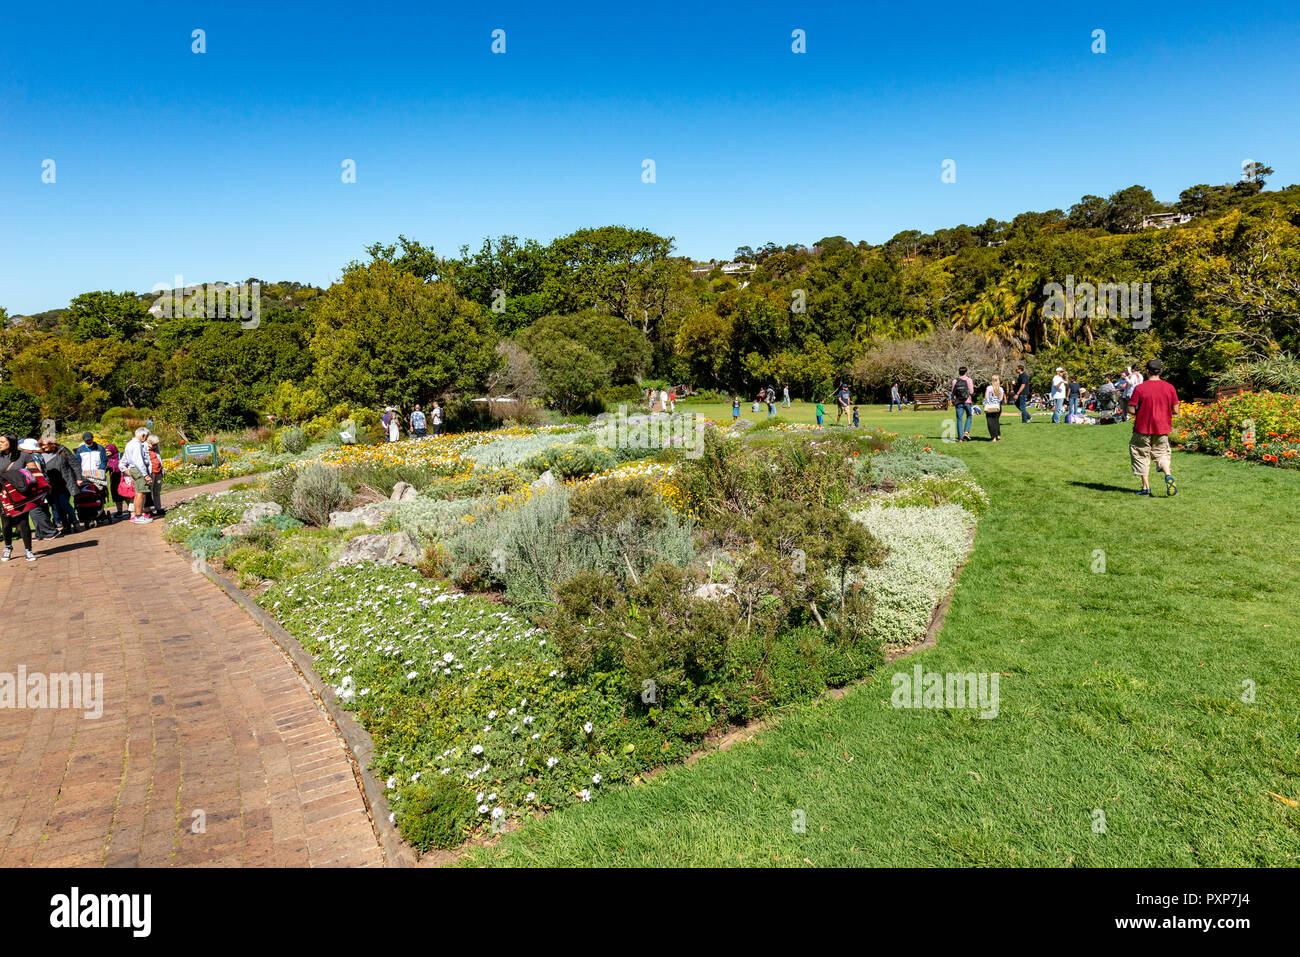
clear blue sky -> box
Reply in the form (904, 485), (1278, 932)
(1, 0), (1296, 314)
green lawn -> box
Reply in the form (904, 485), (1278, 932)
(463, 401), (1300, 866)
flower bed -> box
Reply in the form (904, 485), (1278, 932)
(166, 419), (987, 854)
(1172, 391), (1300, 468)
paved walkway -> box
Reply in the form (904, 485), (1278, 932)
(0, 479), (384, 867)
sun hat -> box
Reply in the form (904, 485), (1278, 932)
(18, 438), (39, 452)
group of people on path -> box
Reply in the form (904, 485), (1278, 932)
(381, 403), (443, 442)
(945, 359), (1180, 495)
(0, 427), (165, 563)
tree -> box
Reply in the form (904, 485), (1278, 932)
(65, 291), (147, 342)
(364, 235), (443, 281)
(1103, 185), (1161, 233)
(0, 383), (42, 436)
(517, 309), (651, 384)
(310, 259), (499, 408)
(546, 226), (678, 336)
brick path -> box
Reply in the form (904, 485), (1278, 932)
(0, 479), (384, 867)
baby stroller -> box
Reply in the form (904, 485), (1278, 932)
(76, 449), (113, 526)
(74, 481), (112, 527)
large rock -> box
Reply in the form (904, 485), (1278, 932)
(328, 502), (399, 529)
(221, 501), (283, 537)
(530, 469), (558, 490)
(390, 482), (419, 502)
(335, 531), (422, 567)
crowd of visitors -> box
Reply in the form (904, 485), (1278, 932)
(380, 402), (443, 442)
(0, 425), (168, 562)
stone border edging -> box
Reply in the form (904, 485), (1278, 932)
(168, 538), (416, 868)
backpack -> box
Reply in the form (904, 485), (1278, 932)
(0, 468), (50, 516)
(952, 378), (971, 403)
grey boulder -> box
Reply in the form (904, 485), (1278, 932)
(335, 531), (422, 567)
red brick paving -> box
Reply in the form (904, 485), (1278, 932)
(0, 479), (384, 867)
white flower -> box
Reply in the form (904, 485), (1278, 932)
(443, 652), (455, 662)
(491, 807), (504, 819)
(477, 791), (485, 802)
(386, 775), (396, 789)
(487, 710), (497, 719)
(478, 804), (489, 814)
(546, 756), (558, 768)
(592, 774), (601, 784)
(471, 744), (484, 755)
(406, 671), (418, 680)
(525, 792), (536, 802)
(583, 722), (593, 734)
(579, 789), (591, 801)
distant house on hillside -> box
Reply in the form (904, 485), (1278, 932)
(1139, 211), (1193, 230)
(689, 260), (755, 278)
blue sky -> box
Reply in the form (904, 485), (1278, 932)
(1, 0), (1296, 314)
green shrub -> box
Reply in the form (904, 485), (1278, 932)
(862, 450), (969, 489)
(395, 496), (482, 542)
(879, 473), (990, 514)
(184, 526), (229, 561)
(446, 482), (694, 602)
(262, 468), (298, 514)
(671, 427), (855, 527)
(396, 777), (476, 852)
(258, 513), (305, 532)
(279, 426), (307, 454)
(522, 443), (615, 479)
(290, 462), (351, 526)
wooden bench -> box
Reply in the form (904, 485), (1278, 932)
(913, 392), (949, 411)
(1215, 384), (1248, 401)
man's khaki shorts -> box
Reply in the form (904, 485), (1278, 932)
(1130, 432), (1171, 477)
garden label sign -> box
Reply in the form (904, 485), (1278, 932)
(181, 442), (219, 466)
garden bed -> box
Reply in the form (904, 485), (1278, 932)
(163, 418), (987, 857)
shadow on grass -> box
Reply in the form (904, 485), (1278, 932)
(1067, 480), (1137, 494)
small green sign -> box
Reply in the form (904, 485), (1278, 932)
(182, 442), (219, 467)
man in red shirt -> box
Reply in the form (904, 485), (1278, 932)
(1127, 359), (1179, 496)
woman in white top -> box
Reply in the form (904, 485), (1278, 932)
(984, 376), (1005, 442)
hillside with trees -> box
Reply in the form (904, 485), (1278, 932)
(4, 165), (1298, 436)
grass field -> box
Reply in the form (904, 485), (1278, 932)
(462, 399), (1300, 866)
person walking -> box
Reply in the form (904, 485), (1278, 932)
(950, 366), (975, 441)
(815, 401), (825, 427)
(39, 436), (84, 534)
(889, 382), (902, 412)
(1050, 367), (1067, 423)
(1067, 375), (1082, 420)
(410, 404), (427, 438)
(834, 383), (851, 425)
(0, 435), (44, 562)
(1011, 364), (1031, 423)
(851, 405), (860, 429)
(1128, 359), (1180, 496)
(104, 442), (128, 520)
(782, 384), (791, 408)
(121, 427), (153, 523)
(430, 401), (443, 437)
(668, 388), (676, 413)
(146, 434), (165, 516)
(983, 375), (1006, 442)
(766, 386), (776, 419)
